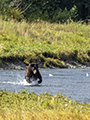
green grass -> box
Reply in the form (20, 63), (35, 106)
(0, 90), (90, 120)
(0, 16), (90, 67)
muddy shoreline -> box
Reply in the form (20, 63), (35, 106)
(0, 60), (90, 70)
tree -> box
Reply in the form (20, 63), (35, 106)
(0, 0), (90, 22)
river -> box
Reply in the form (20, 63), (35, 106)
(0, 68), (90, 103)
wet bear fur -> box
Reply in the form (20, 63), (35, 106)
(25, 63), (42, 84)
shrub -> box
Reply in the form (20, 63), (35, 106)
(6, 8), (23, 21)
(56, 8), (70, 23)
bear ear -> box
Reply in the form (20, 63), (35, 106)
(30, 63), (34, 67)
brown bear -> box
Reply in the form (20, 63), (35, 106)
(25, 63), (42, 84)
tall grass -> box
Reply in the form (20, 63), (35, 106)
(0, 17), (90, 67)
(0, 90), (90, 120)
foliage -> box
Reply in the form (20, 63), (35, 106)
(56, 8), (70, 23)
(6, 8), (23, 21)
(0, 0), (90, 23)
(56, 5), (78, 23)
(0, 0), (11, 14)
(69, 5), (78, 21)
(0, 90), (90, 120)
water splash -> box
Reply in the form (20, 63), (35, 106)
(86, 73), (89, 77)
(49, 74), (53, 77)
(2, 79), (39, 86)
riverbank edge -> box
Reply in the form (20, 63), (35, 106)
(0, 90), (90, 120)
(0, 59), (90, 70)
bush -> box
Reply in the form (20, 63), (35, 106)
(6, 8), (23, 21)
(70, 5), (78, 21)
(56, 8), (70, 23)
(56, 6), (78, 23)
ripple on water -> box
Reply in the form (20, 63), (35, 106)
(0, 68), (90, 103)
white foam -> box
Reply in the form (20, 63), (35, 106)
(2, 79), (39, 86)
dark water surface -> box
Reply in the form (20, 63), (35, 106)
(0, 68), (90, 103)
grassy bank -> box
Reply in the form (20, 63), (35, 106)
(0, 17), (90, 67)
(0, 90), (90, 120)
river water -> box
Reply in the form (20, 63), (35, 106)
(0, 68), (90, 103)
